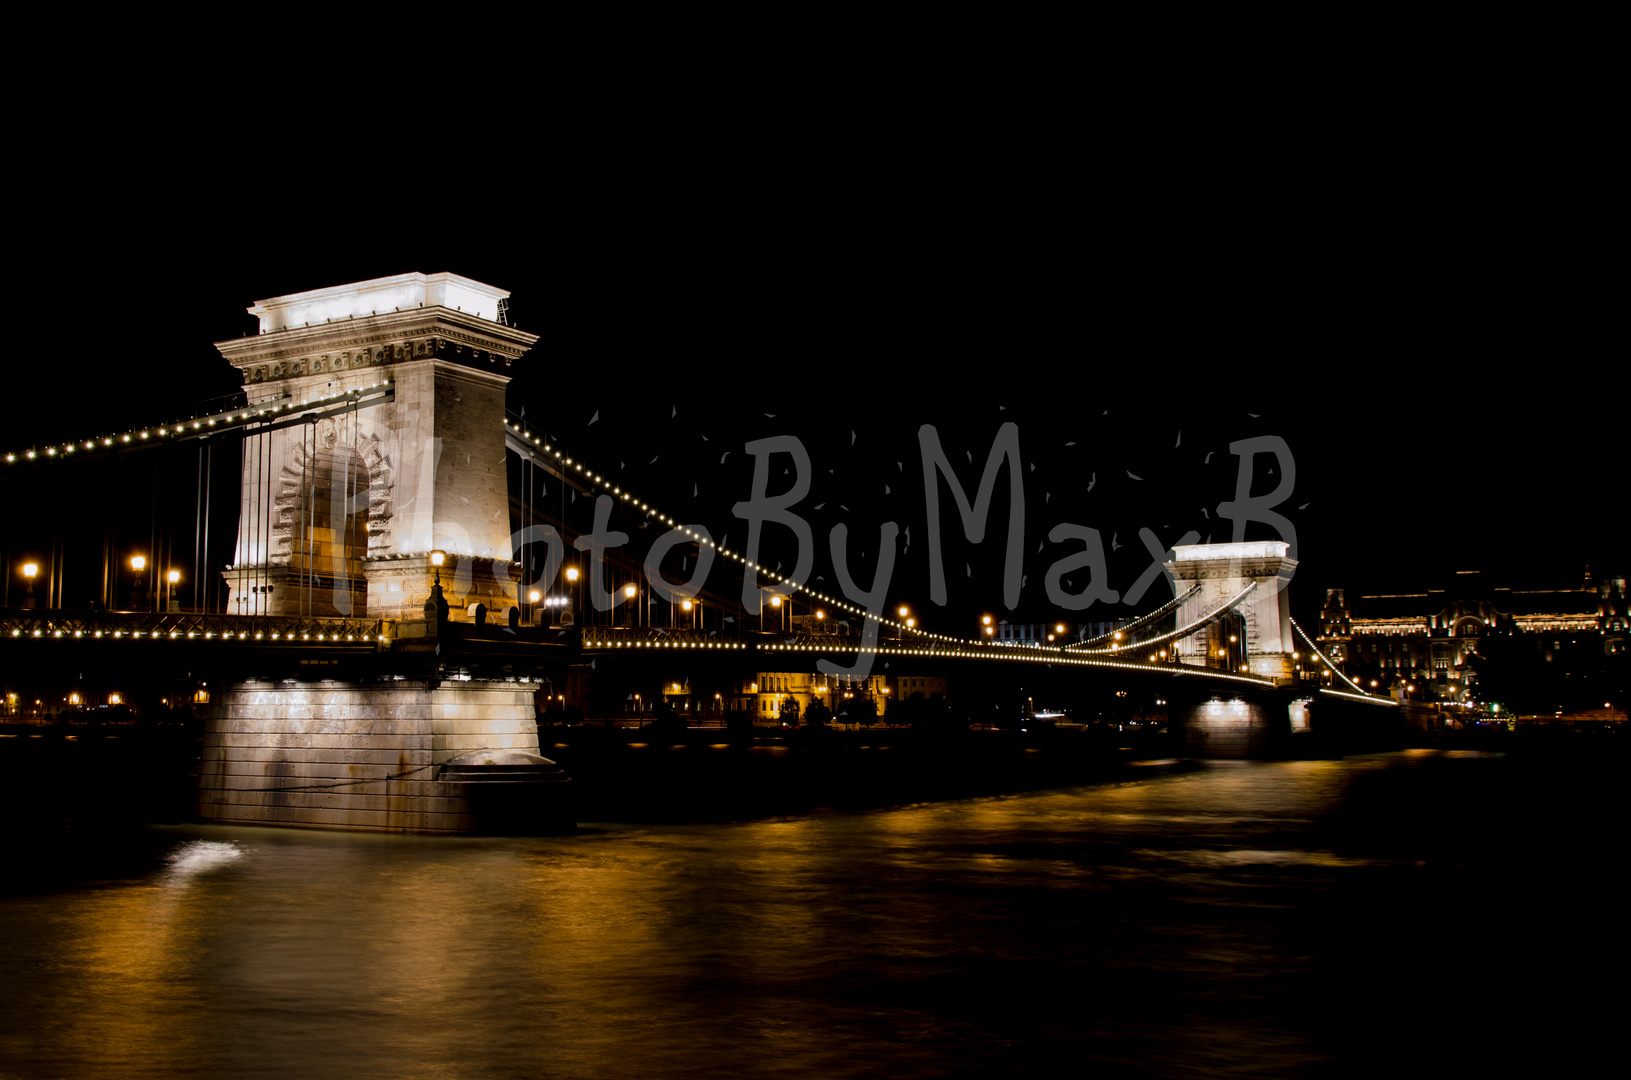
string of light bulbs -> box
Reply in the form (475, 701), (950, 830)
(3, 380), (392, 464)
(1067, 585), (1201, 651)
(1290, 617), (1373, 696)
(504, 411), (977, 646)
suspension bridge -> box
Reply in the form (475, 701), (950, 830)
(1, 272), (1391, 832)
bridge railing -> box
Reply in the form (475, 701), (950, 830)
(1, 609), (390, 645)
(581, 627), (754, 650)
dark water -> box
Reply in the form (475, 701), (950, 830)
(0, 751), (1620, 1078)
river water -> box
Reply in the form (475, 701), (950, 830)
(0, 750), (1619, 1079)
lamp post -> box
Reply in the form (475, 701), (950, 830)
(130, 554), (147, 612)
(22, 562), (38, 609)
(425, 550), (448, 623)
(898, 604), (910, 641)
(529, 589), (542, 626)
(770, 594), (784, 631)
(565, 566), (580, 627)
(167, 569), (181, 613)
(624, 582), (638, 628)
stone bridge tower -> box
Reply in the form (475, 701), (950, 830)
(214, 273), (539, 622)
(1166, 541), (1299, 681)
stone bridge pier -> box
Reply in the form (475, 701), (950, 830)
(1164, 684), (1313, 759)
(1163, 541), (1310, 757)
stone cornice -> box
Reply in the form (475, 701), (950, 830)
(215, 307), (539, 369)
(216, 309), (539, 387)
(1166, 556), (1299, 581)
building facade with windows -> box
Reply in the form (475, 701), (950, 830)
(1317, 570), (1627, 702)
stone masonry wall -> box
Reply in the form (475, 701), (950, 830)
(199, 680), (540, 833)
(1177, 697), (1288, 758)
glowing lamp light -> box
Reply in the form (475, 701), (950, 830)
(624, 584), (637, 598)
(566, 567), (580, 582)
(22, 562), (37, 579)
(168, 570), (180, 584)
(130, 555), (147, 571)
(529, 590), (542, 603)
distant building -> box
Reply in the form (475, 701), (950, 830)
(754, 671), (887, 722)
(888, 675), (947, 701)
(1317, 569), (1627, 702)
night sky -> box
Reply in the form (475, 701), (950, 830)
(8, 176), (1617, 634)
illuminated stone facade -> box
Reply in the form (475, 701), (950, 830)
(1167, 541), (1299, 682)
(198, 678), (545, 833)
(214, 273), (538, 622)
(197, 274), (553, 835)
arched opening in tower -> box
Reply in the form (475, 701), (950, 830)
(290, 441), (370, 617)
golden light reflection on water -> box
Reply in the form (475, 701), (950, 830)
(51, 882), (205, 1075)
(2, 753), (1556, 1079)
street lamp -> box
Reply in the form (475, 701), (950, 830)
(624, 582), (638, 627)
(770, 594), (785, 631)
(21, 562), (38, 609)
(529, 589), (542, 625)
(564, 567), (583, 626)
(167, 569), (181, 613)
(130, 554), (147, 611)
(424, 551), (448, 622)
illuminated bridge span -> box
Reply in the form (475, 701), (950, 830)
(2, 273), (1390, 832)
